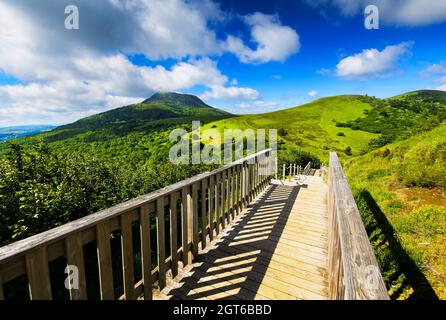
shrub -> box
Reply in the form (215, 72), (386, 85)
(345, 146), (352, 156)
(337, 132), (345, 137)
(278, 128), (288, 137)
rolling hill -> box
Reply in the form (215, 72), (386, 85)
(45, 92), (231, 142)
(202, 95), (378, 160)
(1, 89), (445, 299)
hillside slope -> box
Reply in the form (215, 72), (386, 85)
(202, 95), (378, 160)
(346, 125), (446, 299)
(47, 92), (230, 142)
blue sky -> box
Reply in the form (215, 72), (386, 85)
(0, 0), (446, 126)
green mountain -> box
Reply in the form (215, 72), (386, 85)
(202, 91), (446, 161)
(391, 89), (446, 104)
(48, 92), (230, 142)
(1, 89), (445, 299)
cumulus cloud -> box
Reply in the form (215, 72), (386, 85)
(419, 62), (446, 77)
(336, 42), (413, 80)
(306, 0), (446, 26)
(236, 100), (279, 110)
(200, 86), (260, 101)
(308, 90), (319, 98)
(0, 0), (262, 125)
(223, 13), (300, 64)
(419, 62), (446, 91)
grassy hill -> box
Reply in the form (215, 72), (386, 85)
(1, 92), (232, 164)
(391, 89), (446, 105)
(0, 89), (445, 299)
(346, 125), (446, 299)
(202, 95), (378, 160)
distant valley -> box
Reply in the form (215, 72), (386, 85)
(0, 125), (56, 142)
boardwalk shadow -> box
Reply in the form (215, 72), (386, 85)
(167, 184), (302, 300)
(358, 190), (439, 300)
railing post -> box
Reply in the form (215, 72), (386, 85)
(65, 233), (87, 300)
(96, 222), (114, 300)
(26, 247), (52, 300)
(169, 193), (178, 279)
(201, 179), (208, 250)
(181, 187), (189, 266)
(156, 197), (166, 289)
(140, 203), (153, 300)
(208, 175), (215, 241)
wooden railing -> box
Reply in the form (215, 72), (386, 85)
(0, 149), (273, 300)
(302, 162), (312, 176)
(327, 152), (389, 300)
(280, 161), (312, 179)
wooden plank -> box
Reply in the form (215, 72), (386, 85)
(96, 222), (114, 300)
(120, 211), (135, 300)
(0, 273), (4, 300)
(156, 197), (166, 289)
(215, 174), (220, 235)
(221, 170), (226, 229)
(181, 187), (189, 266)
(231, 167), (236, 219)
(139, 203), (152, 300)
(201, 179), (208, 250)
(25, 247), (52, 300)
(328, 152), (388, 300)
(208, 175), (215, 241)
(226, 167), (232, 224)
(0, 150), (272, 267)
(169, 193), (179, 279)
(65, 233), (87, 300)
(189, 183), (199, 259)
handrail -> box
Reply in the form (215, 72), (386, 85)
(0, 149), (273, 300)
(303, 162), (312, 175)
(327, 152), (389, 300)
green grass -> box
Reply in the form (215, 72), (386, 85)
(202, 95), (378, 160)
(346, 124), (446, 299)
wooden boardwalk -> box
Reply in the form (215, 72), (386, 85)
(155, 174), (329, 300)
(0, 151), (388, 300)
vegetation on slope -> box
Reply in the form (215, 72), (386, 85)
(0, 90), (445, 299)
(202, 95), (378, 161)
(346, 125), (446, 299)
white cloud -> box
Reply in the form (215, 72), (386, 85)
(316, 68), (332, 76)
(200, 86), (260, 101)
(419, 62), (446, 91)
(0, 1), (262, 125)
(420, 62), (446, 77)
(236, 100), (279, 109)
(308, 90), (319, 98)
(223, 13), (300, 64)
(306, 0), (446, 26)
(336, 42), (413, 79)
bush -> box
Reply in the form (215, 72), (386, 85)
(337, 132), (346, 137)
(280, 149), (321, 168)
(278, 128), (288, 137)
(345, 146), (352, 156)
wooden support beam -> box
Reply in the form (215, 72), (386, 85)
(26, 247), (52, 300)
(201, 179), (208, 250)
(181, 187), (189, 266)
(120, 211), (135, 300)
(156, 197), (166, 289)
(208, 175), (215, 241)
(169, 193), (179, 279)
(65, 233), (87, 300)
(96, 222), (114, 300)
(139, 203), (152, 300)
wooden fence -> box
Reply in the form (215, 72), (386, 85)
(0, 149), (273, 300)
(327, 152), (389, 300)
